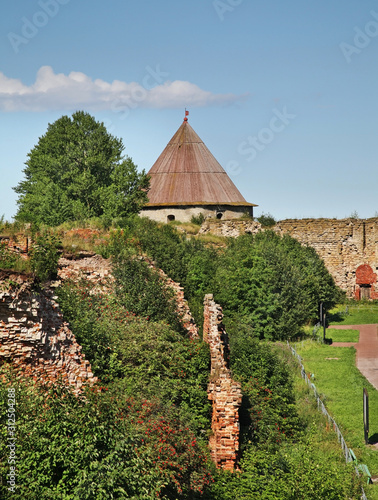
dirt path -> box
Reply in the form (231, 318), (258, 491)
(331, 324), (378, 390)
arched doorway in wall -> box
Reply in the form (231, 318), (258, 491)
(355, 264), (377, 300)
(167, 214), (175, 222)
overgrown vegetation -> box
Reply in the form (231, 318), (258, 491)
(0, 241), (30, 274)
(0, 218), (363, 498)
(95, 218), (342, 340)
(29, 232), (60, 281)
(190, 213), (205, 226)
(257, 212), (277, 227)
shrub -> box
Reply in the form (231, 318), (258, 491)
(257, 212), (276, 227)
(29, 233), (60, 281)
(191, 213), (205, 225)
(0, 371), (212, 499)
(0, 242), (19, 270)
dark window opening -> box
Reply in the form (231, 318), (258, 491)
(167, 214), (175, 222)
(216, 212), (223, 219)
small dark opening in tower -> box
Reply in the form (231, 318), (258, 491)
(167, 214), (175, 222)
(216, 212), (223, 220)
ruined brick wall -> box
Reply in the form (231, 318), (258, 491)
(203, 294), (242, 470)
(142, 256), (199, 338)
(0, 272), (96, 393)
(275, 218), (378, 298)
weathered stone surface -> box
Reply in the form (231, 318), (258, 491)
(200, 218), (378, 299)
(204, 294), (242, 471)
(275, 218), (378, 299)
(0, 277), (96, 393)
(199, 219), (262, 237)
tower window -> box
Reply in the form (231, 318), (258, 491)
(167, 214), (175, 222)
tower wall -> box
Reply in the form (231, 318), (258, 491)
(140, 205), (253, 223)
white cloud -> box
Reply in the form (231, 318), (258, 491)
(0, 66), (248, 112)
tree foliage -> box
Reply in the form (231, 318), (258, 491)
(14, 111), (149, 226)
(214, 231), (343, 340)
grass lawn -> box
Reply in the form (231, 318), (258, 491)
(327, 328), (360, 343)
(295, 340), (378, 499)
(329, 303), (378, 326)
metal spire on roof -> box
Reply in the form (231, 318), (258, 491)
(184, 109), (189, 122)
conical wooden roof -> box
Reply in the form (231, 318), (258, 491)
(145, 118), (255, 207)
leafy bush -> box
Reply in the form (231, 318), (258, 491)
(0, 242), (19, 270)
(209, 437), (360, 499)
(0, 370), (212, 499)
(97, 220), (218, 329)
(29, 233), (60, 281)
(191, 213), (205, 225)
(112, 252), (183, 331)
(228, 331), (301, 448)
(56, 279), (211, 433)
(257, 212), (276, 227)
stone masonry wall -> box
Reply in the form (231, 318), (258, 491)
(199, 218), (378, 298)
(203, 294), (242, 470)
(275, 218), (378, 298)
(0, 271), (96, 393)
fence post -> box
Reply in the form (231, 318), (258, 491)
(363, 388), (369, 445)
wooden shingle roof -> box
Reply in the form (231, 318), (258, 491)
(145, 118), (256, 207)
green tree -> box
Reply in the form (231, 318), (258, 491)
(14, 111), (149, 226)
(214, 231), (342, 340)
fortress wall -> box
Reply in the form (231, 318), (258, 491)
(200, 217), (378, 299)
(275, 218), (378, 298)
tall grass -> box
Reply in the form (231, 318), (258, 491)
(296, 339), (378, 498)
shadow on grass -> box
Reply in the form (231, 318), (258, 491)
(328, 312), (346, 324)
(368, 433), (378, 445)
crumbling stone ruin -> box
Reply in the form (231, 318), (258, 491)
(203, 294), (242, 470)
(0, 271), (96, 393)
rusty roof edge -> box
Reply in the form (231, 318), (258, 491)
(143, 202), (258, 207)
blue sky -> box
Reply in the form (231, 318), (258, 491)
(1, 0), (378, 221)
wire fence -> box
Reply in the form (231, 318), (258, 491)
(288, 342), (368, 500)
